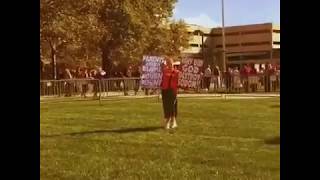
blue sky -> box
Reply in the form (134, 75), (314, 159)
(172, 0), (280, 27)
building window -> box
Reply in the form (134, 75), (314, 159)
(212, 34), (221, 37)
(226, 32), (239, 36)
(241, 42), (270, 46)
(210, 32), (239, 37)
(190, 44), (199, 47)
(242, 54), (270, 60)
(273, 29), (280, 33)
(241, 30), (270, 35)
(227, 51), (271, 61)
(273, 41), (280, 45)
(228, 56), (241, 61)
(216, 44), (239, 48)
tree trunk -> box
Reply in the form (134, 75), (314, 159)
(50, 41), (57, 80)
(101, 40), (114, 78)
(40, 60), (43, 80)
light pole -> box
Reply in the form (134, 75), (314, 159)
(221, 0), (226, 72)
(200, 31), (205, 62)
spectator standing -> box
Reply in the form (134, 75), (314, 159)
(89, 69), (99, 98)
(96, 67), (107, 93)
(249, 65), (258, 92)
(126, 66), (133, 94)
(213, 66), (221, 91)
(97, 67), (106, 79)
(80, 68), (89, 98)
(264, 64), (271, 92)
(243, 64), (251, 92)
(276, 64), (280, 89)
(132, 66), (141, 95)
(270, 64), (277, 92)
(204, 65), (212, 91)
(225, 67), (233, 92)
(74, 67), (82, 95)
(233, 67), (241, 93)
(64, 68), (73, 97)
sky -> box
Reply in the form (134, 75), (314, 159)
(172, 0), (280, 27)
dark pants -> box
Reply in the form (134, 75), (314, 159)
(243, 77), (249, 92)
(264, 76), (270, 92)
(250, 84), (257, 92)
(162, 89), (178, 119)
(271, 81), (277, 92)
(134, 80), (140, 95)
(204, 77), (211, 90)
(122, 80), (128, 95)
(65, 82), (72, 97)
(81, 83), (88, 97)
(226, 76), (232, 92)
(93, 82), (98, 97)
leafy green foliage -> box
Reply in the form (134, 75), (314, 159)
(40, 0), (191, 77)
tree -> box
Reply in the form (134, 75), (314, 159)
(142, 20), (191, 59)
(98, 0), (191, 76)
(40, 0), (191, 79)
(40, 0), (105, 78)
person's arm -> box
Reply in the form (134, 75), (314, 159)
(161, 62), (165, 72)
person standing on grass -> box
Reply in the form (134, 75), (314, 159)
(225, 67), (233, 92)
(80, 68), (89, 98)
(204, 65), (212, 91)
(64, 68), (73, 97)
(213, 65), (221, 90)
(132, 66), (141, 95)
(161, 57), (180, 129)
(90, 69), (99, 98)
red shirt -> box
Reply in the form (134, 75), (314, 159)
(161, 67), (179, 94)
(244, 66), (251, 75)
(249, 68), (257, 75)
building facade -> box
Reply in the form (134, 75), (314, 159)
(182, 23), (280, 69)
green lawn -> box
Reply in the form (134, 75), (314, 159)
(40, 97), (280, 180)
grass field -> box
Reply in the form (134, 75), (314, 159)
(40, 97), (280, 180)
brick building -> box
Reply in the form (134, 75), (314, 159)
(182, 23), (280, 69)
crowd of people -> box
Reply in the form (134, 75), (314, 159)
(41, 62), (280, 97)
(201, 63), (280, 93)
(62, 66), (141, 80)
(61, 66), (142, 97)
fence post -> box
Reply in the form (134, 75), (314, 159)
(58, 81), (61, 97)
(123, 79), (126, 96)
(98, 80), (102, 105)
(157, 88), (161, 102)
(106, 79), (109, 97)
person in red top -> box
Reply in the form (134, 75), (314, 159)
(161, 57), (180, 129)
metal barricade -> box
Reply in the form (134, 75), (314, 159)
(99, 77), (142, 97)
(193, 73), (280, 94)
(40, 75), (280, 100)
(40, 79), (99, 97)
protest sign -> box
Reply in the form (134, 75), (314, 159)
(141, 56), (164, 88)
(178, 58), (204, 89)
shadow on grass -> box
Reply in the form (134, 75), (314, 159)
(41, 126), (163, 138)
(265, 136), (280, 145)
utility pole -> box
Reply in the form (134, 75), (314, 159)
(221, 0), (226, 72)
